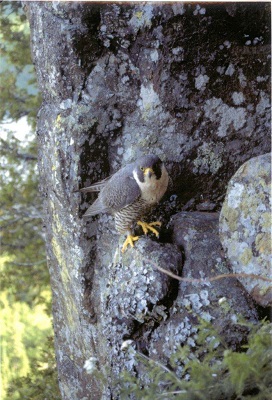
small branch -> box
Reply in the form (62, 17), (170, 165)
(158, 390), (188, 397)
(137, 351), (182, 385)
(143, 258), (272, 284)
(17, 152), (37, 161)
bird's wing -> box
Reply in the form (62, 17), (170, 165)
(83, 163), (141, 217)
(101, 167), (142, 212)
(83, 174), (140, 217)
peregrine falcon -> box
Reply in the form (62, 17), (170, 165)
(81, 154), (169, 252)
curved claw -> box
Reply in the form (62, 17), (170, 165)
(121, 234), (140, 253)
(137, 220), (162, 237)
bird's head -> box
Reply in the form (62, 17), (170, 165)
(135, 155), (163, 183)
(132, 154), (169, 204)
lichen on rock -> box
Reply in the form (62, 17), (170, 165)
(219, 153), (272, 307)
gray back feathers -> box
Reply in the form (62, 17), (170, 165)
(82, 163), (141, 217)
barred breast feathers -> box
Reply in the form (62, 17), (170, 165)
(114, 199), (148, 233)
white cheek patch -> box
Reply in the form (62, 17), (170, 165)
(133, 165), (169, 204)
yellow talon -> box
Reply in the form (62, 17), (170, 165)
(121, 234), (140, 253)
(137, 220), (162, 237)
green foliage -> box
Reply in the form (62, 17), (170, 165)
(6, 339), (61, 400)
(0, 1), (41, 128)
(0, 1), (47, 306)
(120, 319), (272, 400)
(0, 290), (60, 400)
(223, 323), (272, 398)
(0, 128), (48, 306)
(0, 4), (60, 398)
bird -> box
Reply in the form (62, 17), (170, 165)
(81, 154), (169, 252)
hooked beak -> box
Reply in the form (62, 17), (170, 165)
(144, 167), (154, 179)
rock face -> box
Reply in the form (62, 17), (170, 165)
(24, 2), (270, 399)
(142, 212), (259, 384)
(90, 214), (258, 398)
(219, 153), (272, 307)
(95, 239), (183, 397)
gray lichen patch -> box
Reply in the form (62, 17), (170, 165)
(203, 97), (247, 138)
(128, 4), (154, 33)
(195, 73), (210, 91)
(193, 142), (224, 175)
(93, 238), (182, 390)
(101, 238), (182, 323)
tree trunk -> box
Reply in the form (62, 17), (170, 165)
(25, 2), (270, 399)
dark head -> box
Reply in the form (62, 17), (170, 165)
(133, 154), (169, 204)
(135, 154), (163, 183)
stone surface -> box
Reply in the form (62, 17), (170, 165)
(24, 2), (270, 398)
(90, 213), (259, 394)
(93, 238), (182, 398)
(145, 212), (258, 379)
(170, 212), (258, 338)
(219, 153), (272, 307)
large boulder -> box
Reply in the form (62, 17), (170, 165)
(219, 153), (271, 307)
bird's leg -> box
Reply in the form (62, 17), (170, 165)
(121, 221), (162, 252)
(137, 220), (162, 237)
(121, 230), (140, 253)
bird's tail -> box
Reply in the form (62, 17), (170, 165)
(83, 197), (108, 218)
(80, 183), (105, 193)
(80, 176), (111, 193)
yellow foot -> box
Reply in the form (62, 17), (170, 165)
(137, 220), (162, 237)
(121, 234), (140, 253)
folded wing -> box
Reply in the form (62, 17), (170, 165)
(83, 164), (141, 217)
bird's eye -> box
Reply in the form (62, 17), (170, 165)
(140, 167), (145, 171)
